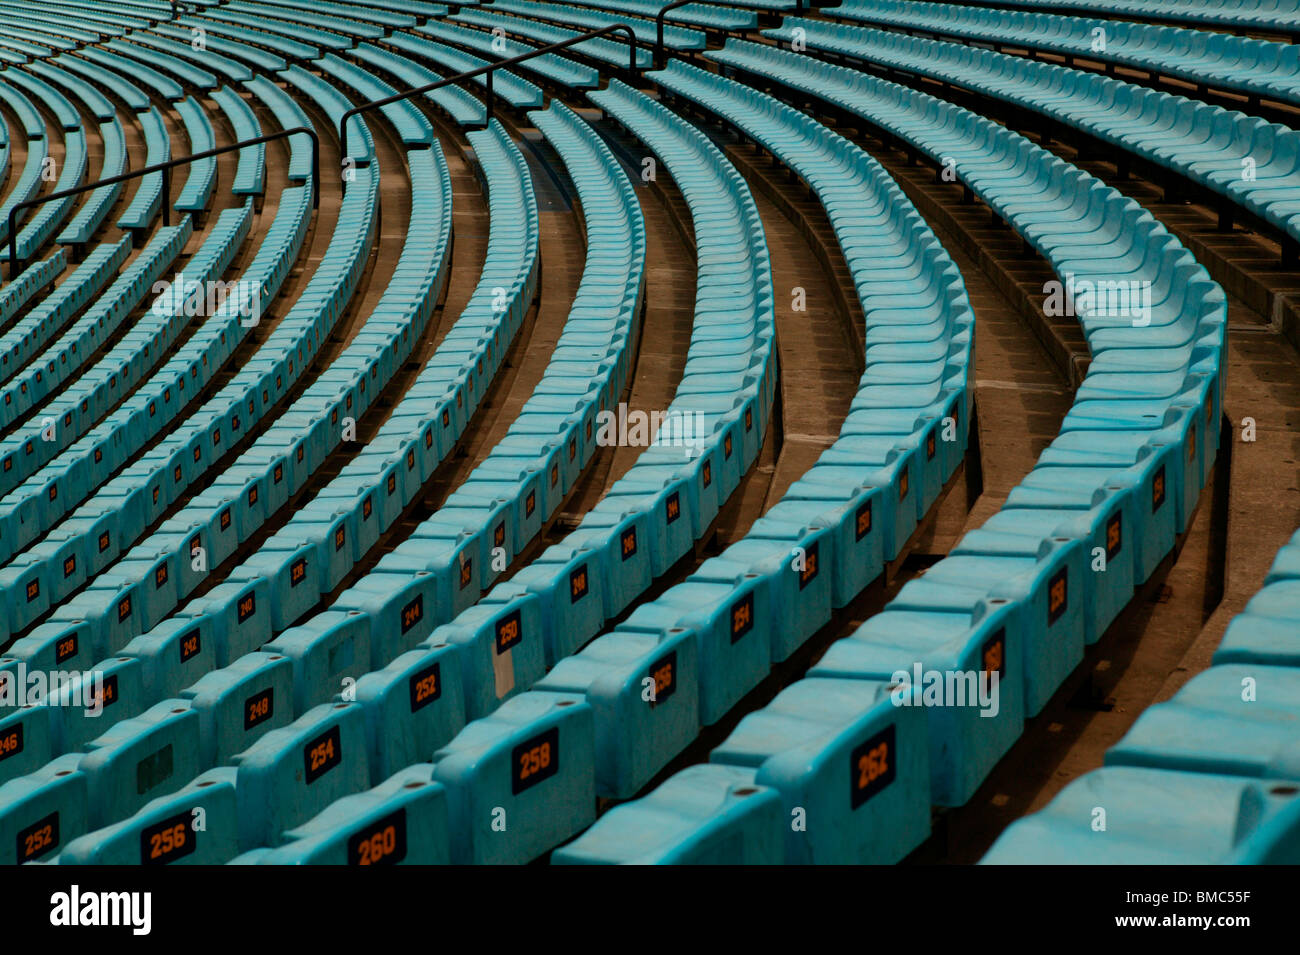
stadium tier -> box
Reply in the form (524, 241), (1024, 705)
(0, 0), (1293, 871)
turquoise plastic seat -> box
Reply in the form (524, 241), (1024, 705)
(433, 691), (595, 864)
(352, 644), (465, 785)
(0, 752), (86, 863)
(58, 767), (238, 865)
(250, 765), (451, 864)
(537, 626), (698, 798)
(79, 699), (200, 830)
(553, 764), (784, 864)
(230, 702), (370, 850)
(982, 767), (1300, 864)
(710, 678), (932, 863)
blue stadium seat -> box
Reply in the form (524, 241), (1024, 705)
(248, 765), (451, 864)
(982, 767), (1300, 863)
(265, 612), (374, 717)
(809, 605), (1021, 807)
(765, 18), (1300, 250)
(352, 644), (466, 785)
(58, 767), (239, 865)
(829, 0), (1300, 107)
(230, 702), (370, 849)
(1105, 665), (1300, 779)
(0, 752), (86, 864)
(708, 678), (931, 863)
(554, 764), (785, 864)
(79, 699), (200, 829)
(536, 626), (699, 798)
(0, 703), (54, 785)
(180, 652), (295, 769)
(433, 691), (595, 864)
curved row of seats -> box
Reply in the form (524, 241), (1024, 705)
(55, 51), (150, 113)
(6, 79), (757, 864)
(0, 32), (57, 63)
(81, 47), (182, 105)
(551, 57), (971, 864)
(2, 57), (442, 672)
(922, 0), (1300, 36)
(226, 0), (388, 44)
(0, 38), (269, 326)
(486, 0), (706, 51)
(210, 86), (267, 200)
(220, 123), (500, 657)
(25, 61), (129, 251)
(0, 53), (382, 648)
(0, 79), (51, 247)
(152, 21), (290, 76)
(174, 97), (218, 214)
(558, 37), (1225, 863)
(829, 0), (1300, 108)
(0, 97), (630, 864)
(574, 0), (759, 31)
(35, 175), (375, 648)
(175, 13), (322, 65)
(0, 240), (129, 392)
(349, 43), (491, 129)
(0, 161), (289, 604)
(0, 35), (198, 320)
(117, 107), (170, 234)
(253, 0), (423, 31)
(4, 220), (198, 427)
(315, 53), (437, 149)
(244, 76), (314, 180)
(0, 157), (343, 831)
(452, 8), (656, 70)
(0, 221), (192, 439)
(0, 27), (320, 645)
(226, 82), (775, 864)
(0, 252), (65, 328)
(107, 38), (219, 94)
(0, 29), (444, 686)
(769, 19), (1300, 249)
(379, 31), (545, 118)
(0, 176), (315, 674)
(0, 210), (250, 598)
(0, 13), (365, 857)
(415, 20), (600, 90)
(128, 30), (253, 86)
(0, 18), (273, 250)
(0, 70), (89, 261)
(0, 180), (308, 661)
(127, 56), (963, 866)
(985, 526), (1300, 862)
(0, 129), (447, 770)
(0, 0), (136, 36)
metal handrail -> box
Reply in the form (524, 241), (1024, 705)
(6, 126), (320, 271)
(655, 0), (696, 70)
(338, 23), (640, 169)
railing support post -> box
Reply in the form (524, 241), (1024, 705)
(162, 165), (171, 228)
(655, 0), (695, 71)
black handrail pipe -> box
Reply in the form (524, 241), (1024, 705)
(655, 0), (696, 70)
(7, 126), (320, 272)
(339, 23), (639, 166)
